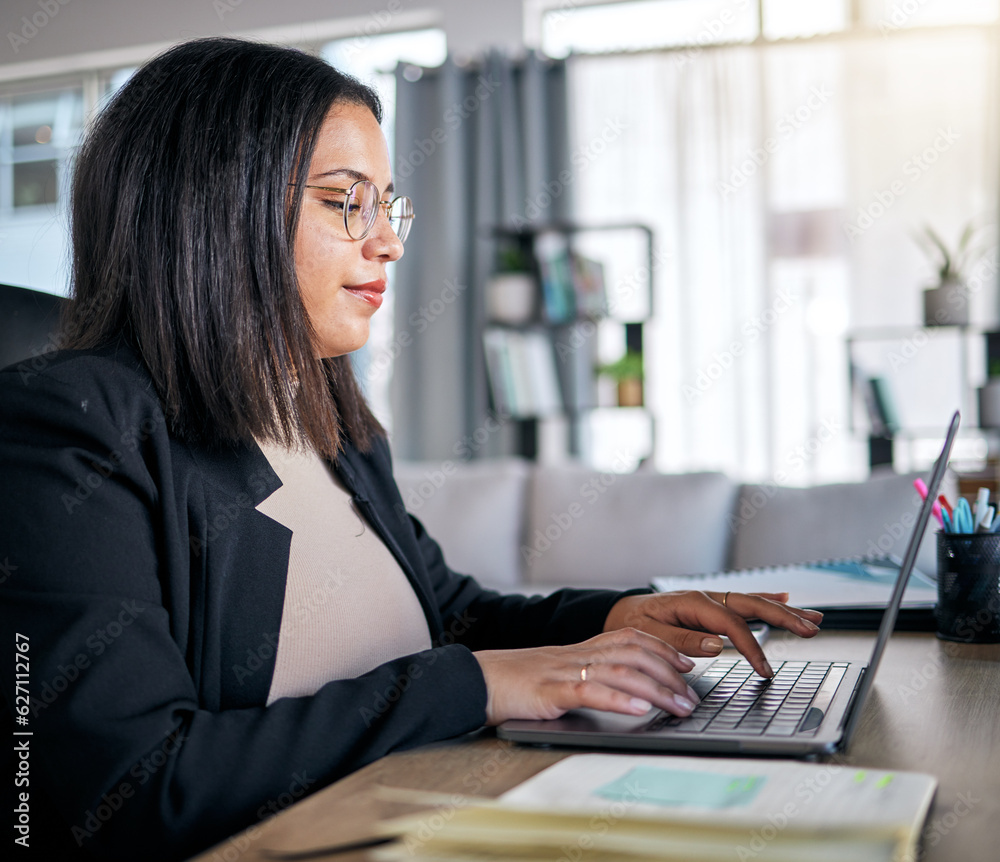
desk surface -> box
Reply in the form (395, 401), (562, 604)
(190, 631), (1000, 862)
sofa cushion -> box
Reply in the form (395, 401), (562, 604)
(392, 458), (530, 589)
(522, 466), (739, 588)
(727, 470), (958, 580)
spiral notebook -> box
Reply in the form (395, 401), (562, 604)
(650, 556), (938, 630)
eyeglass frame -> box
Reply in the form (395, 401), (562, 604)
(296, 179), (414, 242)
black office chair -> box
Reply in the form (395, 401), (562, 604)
(0, 282), (65, 371)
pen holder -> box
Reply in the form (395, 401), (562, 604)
(935, 532), (1000, 643)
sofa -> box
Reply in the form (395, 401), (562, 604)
(392, 458), (952, 594)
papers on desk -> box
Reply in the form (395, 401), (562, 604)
(651, 557), (938, 611)
(374, 753), (936, 862)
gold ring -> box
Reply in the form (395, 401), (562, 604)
(723, 591), (730, 608)
(580, 664), (590, 682)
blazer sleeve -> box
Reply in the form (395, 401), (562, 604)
(411, 513), (653, 651)
(369, 439), (653, 652)
(0, 360), (488, 862)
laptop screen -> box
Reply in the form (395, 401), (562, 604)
(841, 410), (959, 742)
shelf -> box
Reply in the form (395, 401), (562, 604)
(482, 222), (656, 463)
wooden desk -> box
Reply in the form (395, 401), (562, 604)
(190, 631), (1000, 862)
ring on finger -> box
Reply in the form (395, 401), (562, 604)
(723, 591), (730, 608)
(580, 664), (591, 682)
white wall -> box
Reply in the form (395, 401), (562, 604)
(0, 0), (526, 69)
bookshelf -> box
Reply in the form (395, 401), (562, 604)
(846, 324), (997, 471)
(483, 222), (655, 465)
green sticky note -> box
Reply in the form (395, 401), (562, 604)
(594, 766), (765, 810)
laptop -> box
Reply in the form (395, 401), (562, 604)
(499, 411), (960, 757)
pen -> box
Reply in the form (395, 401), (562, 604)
(955, 497), (974, 533)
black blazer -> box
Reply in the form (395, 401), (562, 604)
(0, 342), (639, 861)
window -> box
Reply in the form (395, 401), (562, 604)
(533, 0), (1000, 56)
(0, 87), (84, 292)
(554, 2), (1000, 481)
(0, 70), (136, 296)
(539, 0), (758, 57)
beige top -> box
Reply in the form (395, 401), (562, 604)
(254, 438), (432, 705)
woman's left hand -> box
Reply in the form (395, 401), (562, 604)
(604, 591), (824, 678)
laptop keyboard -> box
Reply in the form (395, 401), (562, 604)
(647, 659), (849, 737)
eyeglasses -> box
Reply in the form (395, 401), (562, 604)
(302, 180), (414, 243)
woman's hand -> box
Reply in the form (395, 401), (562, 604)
(604, 591), (824, 678)
(472, 627), (701, 726)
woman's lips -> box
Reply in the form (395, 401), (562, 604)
(343, 280), (385, 309)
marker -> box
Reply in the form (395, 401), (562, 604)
(938, 494), (953, 519)
(976, 487), (991, 529)
(914, 479), (944, 528)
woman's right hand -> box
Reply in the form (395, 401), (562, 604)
(471, 627), (701, 726)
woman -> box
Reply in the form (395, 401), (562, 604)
(0, 38), (822, 861)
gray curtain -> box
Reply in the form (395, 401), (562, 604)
(390, 50), (572, 461)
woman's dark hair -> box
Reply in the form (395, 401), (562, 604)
(62, 37), (385, 456)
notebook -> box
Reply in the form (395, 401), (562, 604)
(651, 556), (938, 630)
(498, 411), (959, 757)
(373, 754), (937, 862)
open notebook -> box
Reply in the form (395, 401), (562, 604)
(651, 556), (937, 629)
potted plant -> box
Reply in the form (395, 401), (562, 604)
(917, 222), (989, 327)
(598, 350), (644, 407)
(486, 244), (536, 324)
